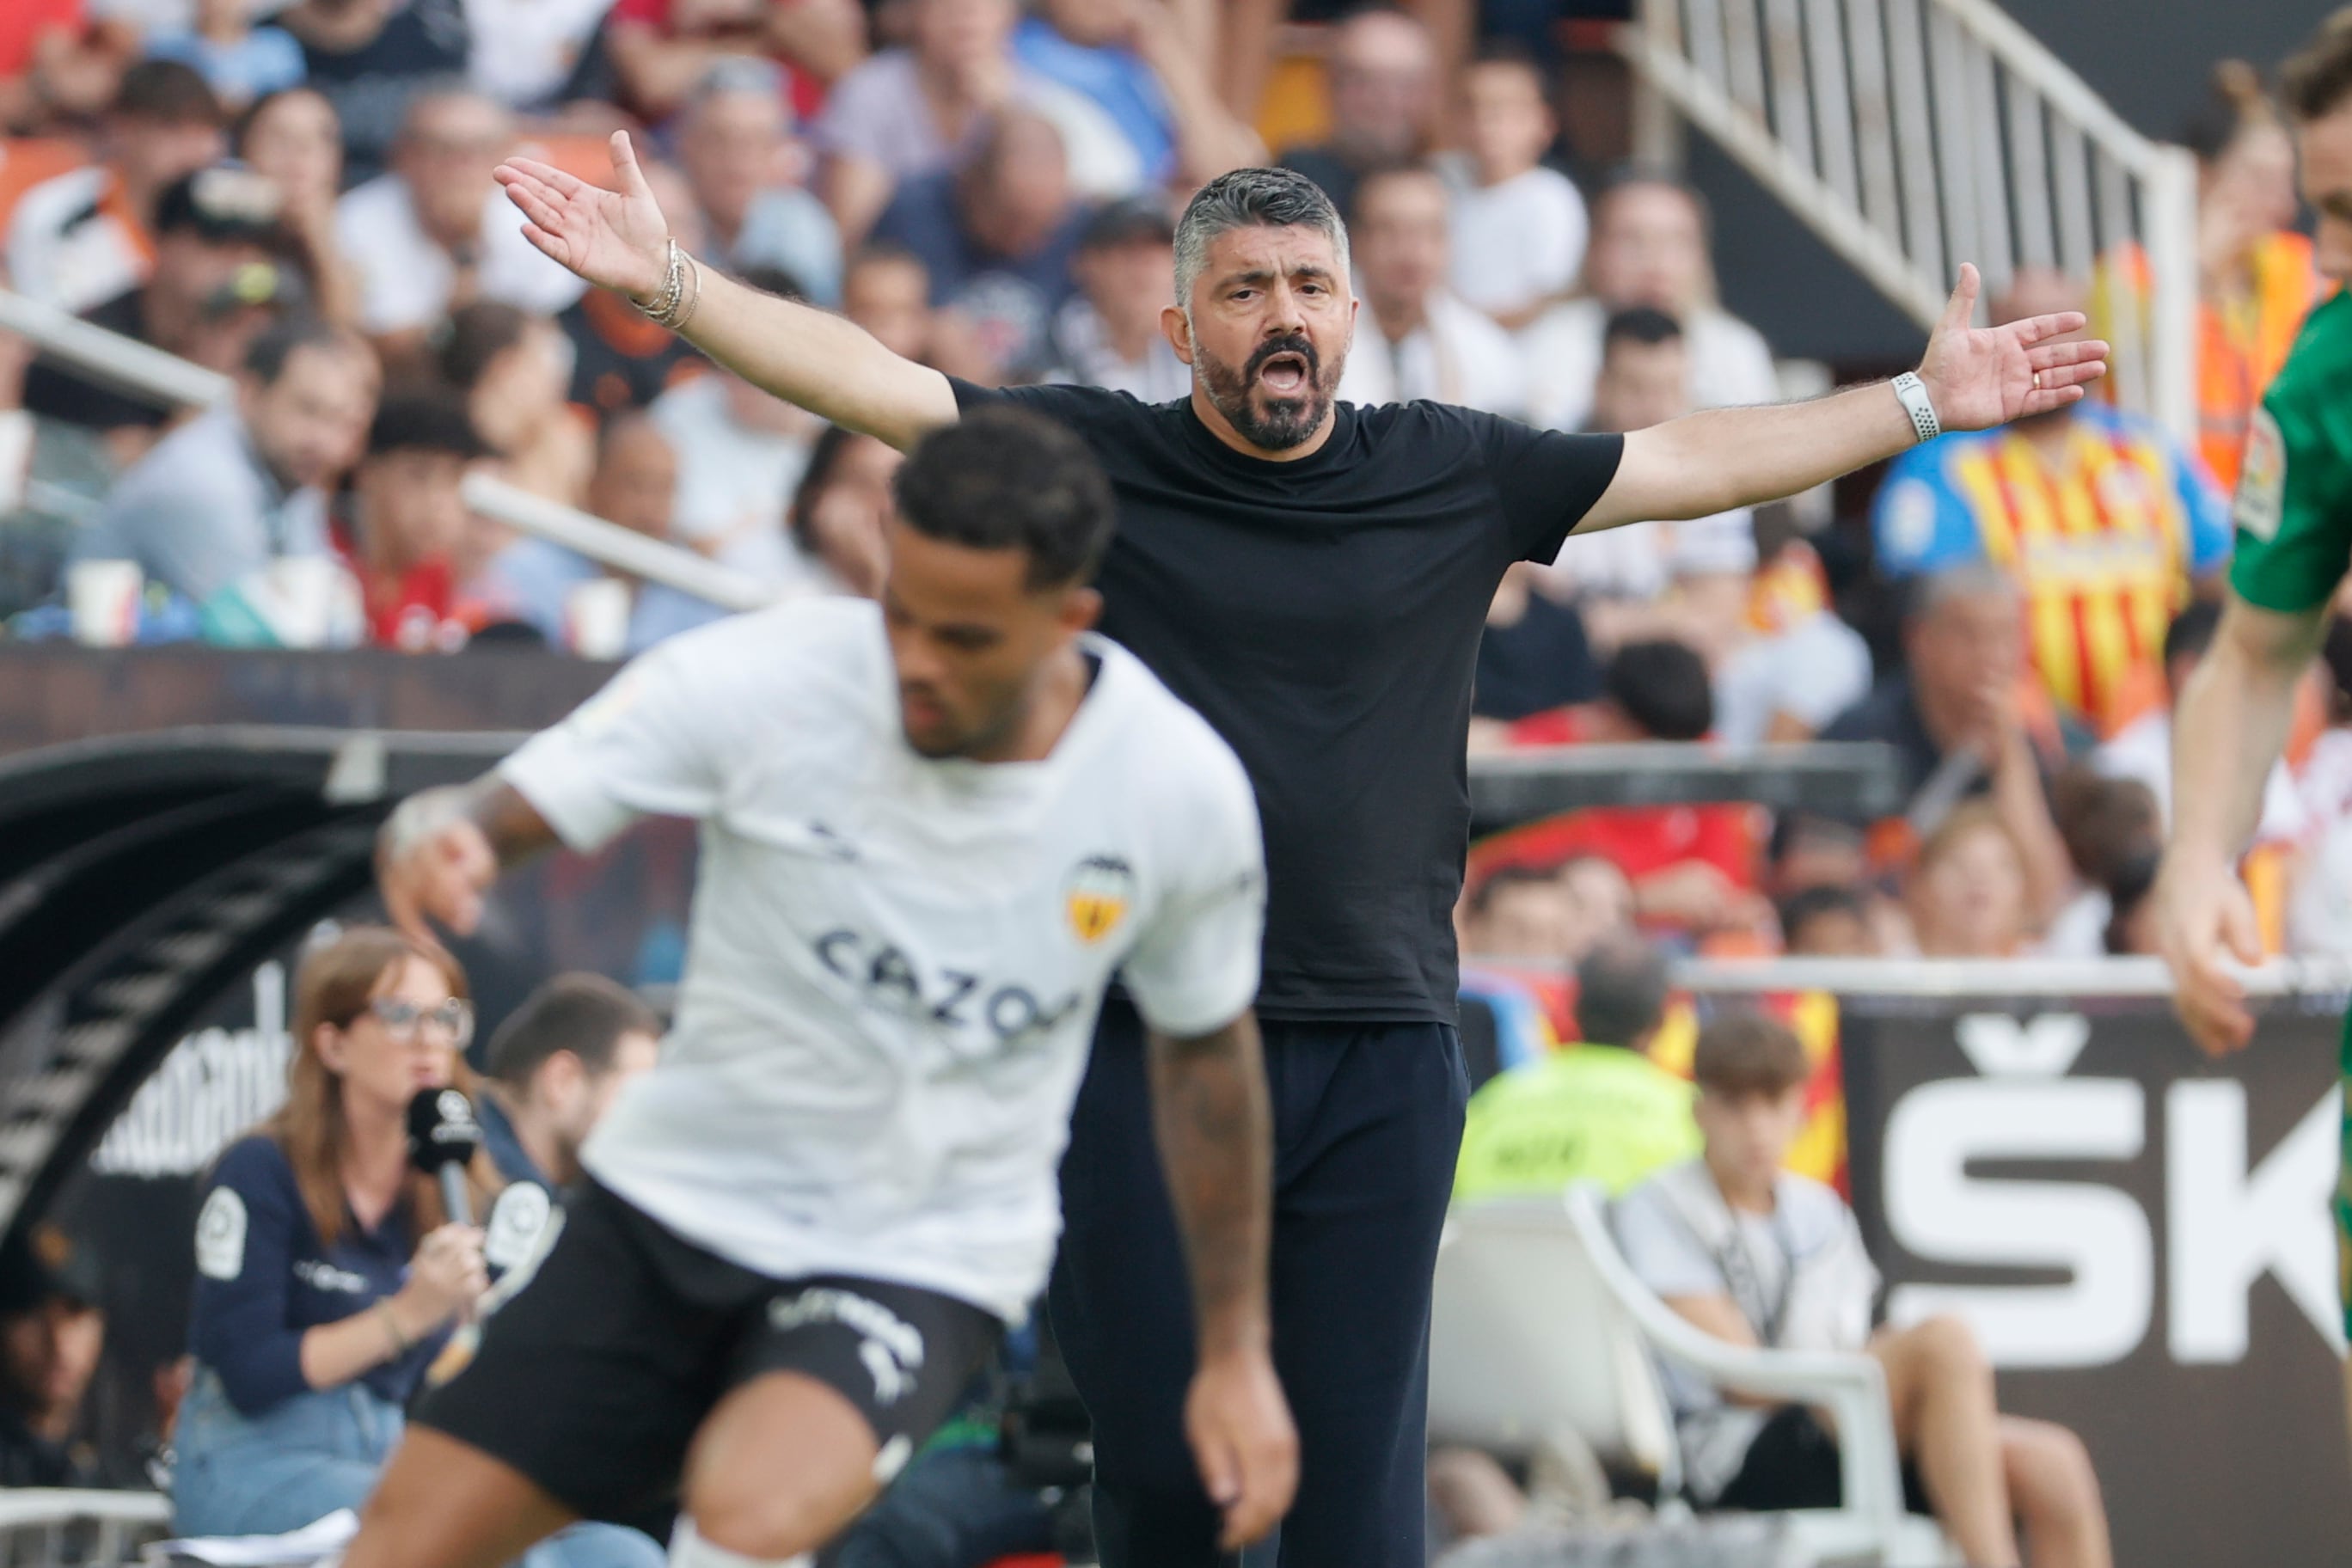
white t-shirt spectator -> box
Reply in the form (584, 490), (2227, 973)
(5, 167), (148, 314)
(1336, 291), (1526, 418)
(463, 0), (613, 107)
(647, 375), (824, 593)
(1436, 154), (1587, 322)
(1548, 507), (1754, 603)
(1714, 612), (1874, 748)
(1613, 1160), (1880, 1505)
(2286, 729), (2352, 956)
(1048, 297), (1191, 403)
(2094, 710), (2302, 841)
(1522, 298), (1779, 434)
(334, 175), (586, 334)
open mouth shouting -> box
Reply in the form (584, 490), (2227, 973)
(1249, 338), (1318, 400)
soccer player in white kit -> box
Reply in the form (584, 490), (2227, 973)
(345, 410), (1297, 1568)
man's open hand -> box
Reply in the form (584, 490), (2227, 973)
(495, 131), (671, 302)
(1918, 263), (2110, 432)
(1185, 1344), (1298, 1548)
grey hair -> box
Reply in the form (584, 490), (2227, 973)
(1172, 167), (1351, 312)
(1913, 560), (2022, 620)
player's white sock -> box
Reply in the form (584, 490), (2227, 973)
(667, 1518), (811, 1568)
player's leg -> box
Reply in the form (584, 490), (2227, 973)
(347, 1188), (728, 1568)
(1868, 1316), (2019, 1567)
(1263, 1019), (1467, 1568)
(1049, 1000), (1227, 1565)
(343, 1428), (578, 1568)
(681, 1276), (1003, 1561)
(1995, 1417), (2110, 1568)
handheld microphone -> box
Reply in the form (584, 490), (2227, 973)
(406, 1087), (483, 1227)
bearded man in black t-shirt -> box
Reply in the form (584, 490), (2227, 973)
(474, 134), (2108, 1568)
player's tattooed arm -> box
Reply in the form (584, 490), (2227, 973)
(1147, 1013), (1275, 1354)
(1148, 1011), (1298, 1547)
(376, 777), (560, 941)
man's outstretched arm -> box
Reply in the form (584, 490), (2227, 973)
(1146, 1011), (1298, 1548)
(1580, 264), (2108, 532)
(495, 132), (958, 450)
(376, 777), (560, 943)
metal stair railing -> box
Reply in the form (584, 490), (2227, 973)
(1622, 0), (2198, 446)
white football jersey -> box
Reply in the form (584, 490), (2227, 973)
(500, 599), (1265, 1320)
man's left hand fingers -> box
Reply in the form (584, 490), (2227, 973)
(2010, 309), (2088, 345)
(2027, 338), (2109, 369)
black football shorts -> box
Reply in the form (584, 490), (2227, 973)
(414, 1179), (1001, 1522)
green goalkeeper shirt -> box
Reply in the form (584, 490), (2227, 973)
(2230, 290), (2352, 612)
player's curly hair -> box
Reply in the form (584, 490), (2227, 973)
(2283, 9), (2352, 123)
(893, 408), (1114, 589)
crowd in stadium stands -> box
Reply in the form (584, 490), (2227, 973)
(0, 2), (2342, 1548)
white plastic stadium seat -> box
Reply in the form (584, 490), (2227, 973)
(1562, 1183), (1964, 1568)
(0, 1487), (169, 1568)
(1429, 1196), (1680, 1490)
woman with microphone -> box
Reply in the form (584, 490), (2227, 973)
(172, 925), (497, 1536)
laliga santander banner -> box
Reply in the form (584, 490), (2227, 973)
(1832, 992), (2350, 1568)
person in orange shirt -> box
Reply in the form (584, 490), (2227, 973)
(1875, 270), (2232, 740)
(2094, 60), (2325, 493)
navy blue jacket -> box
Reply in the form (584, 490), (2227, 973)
(187, 1135), (450, 1415)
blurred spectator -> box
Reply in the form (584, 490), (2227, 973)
(1014, 0), (1257, 193)
(784, 421), (896, 597)
(6, 60), (225, 313)
(839, 241), (936, 362)
(1457, 863), (1574, 961)
(23, 162), (297, 456)
(557, 159), (704, 414)
(1047, 196), (1187, 401)
(1454, 934), (1698, 1203)
(1874, 269), (2230, 739)
(438, 300), (591, 506)
(2043, 771), (2165, 960)
(1276, 7), (1436, 222)
(2093, 599), (2303, 836)
(869, 107), (1087, 377)
(591, 411), (707, 652)
(1511, 640), (1772, 937)
(1904, 801), (2034, 959)
(1559, 854), (1636, 954)
(1541, 309), (1750, 619)
(604, 0), (864, 131)
(1615, 1012), (2111, 1566)
(1522, 175), (1777, 435)
(2288, 625), (2352, 957)
(1777, 885), (1875, 958)
(676, 61), (841, 303)
(815, 0), (1123, 248)
(236, 87), (361, 326)
(71, 316), (377, 607)
(145, 0), (305, 110)
(479, 974), (661, 1191)
(0, 1226), (106, 1488)
(275, 0), (467, 187)
(462, 0), (612, 113)
(1473, 560), (1600, 722)
(1711, 532), (1871, 747)
(2094, 63), (2321, 493)
(1820, 565), (2074, 928)
(648, 266), (823, 590)
(1439, 43), (1584, 331)
(172, 927), (493, 1536)
(334, 387), (489, 651)
(1334, 162), (1522, 416)
(0, 2), (129, 132)
(336, 89), (585, 358)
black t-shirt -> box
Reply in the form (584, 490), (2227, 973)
(294, 0), (469, 187)
(1474, 591), (1601, 720)
(952, 382), (1623, 1023)
(22, 289), (170, 434)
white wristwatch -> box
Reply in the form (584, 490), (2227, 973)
(1890, 371), (1941, 444)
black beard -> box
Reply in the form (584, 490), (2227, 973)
(1196, 333), (1337, 450)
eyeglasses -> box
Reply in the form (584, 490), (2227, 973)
(365, 997), (475, 1048)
